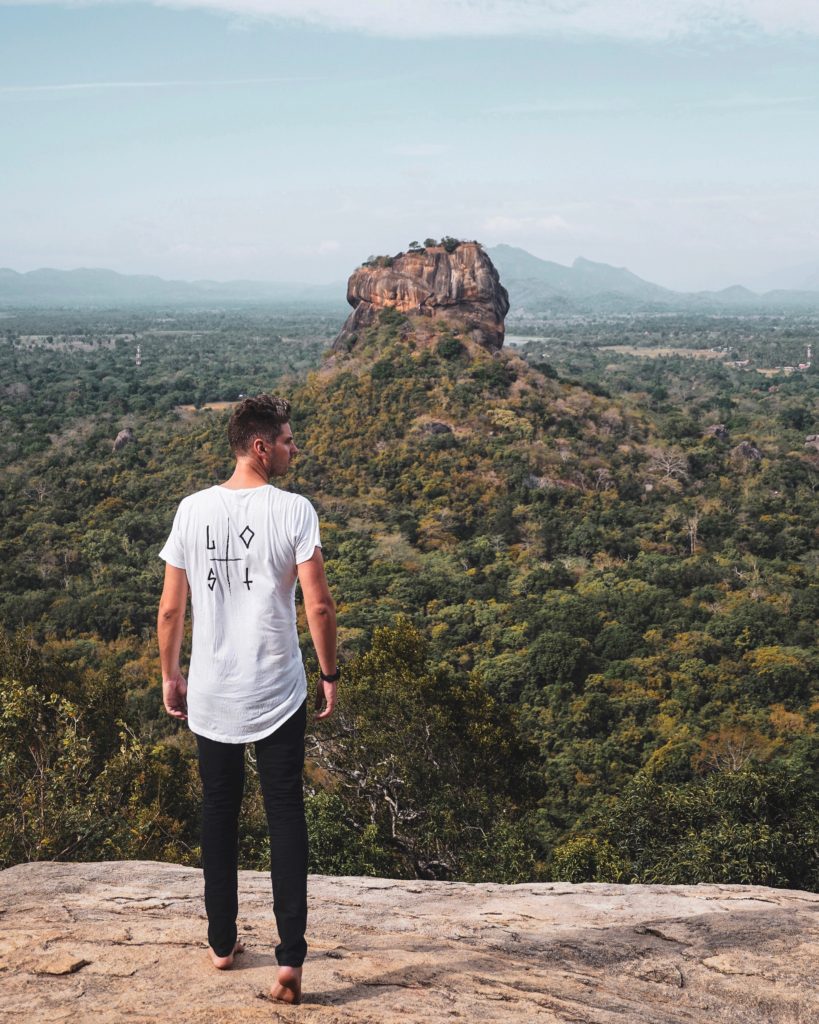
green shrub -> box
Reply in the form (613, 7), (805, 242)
(437, 336), (463, 360)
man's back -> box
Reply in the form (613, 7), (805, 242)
(159, 483), (321, 743)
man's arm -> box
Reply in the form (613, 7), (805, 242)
(157, 563), (189, 720)
(297, 547), (337, 720)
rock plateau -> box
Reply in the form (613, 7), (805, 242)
(332, 242), (509, 353)
(2, 860), (818, 1023)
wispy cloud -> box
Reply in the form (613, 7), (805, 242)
(485, 99), (636, 117)
(485, 93), (818, 119)
(482, 214), (576, 235)
(316, 239), (341, 255)
(389, 143), (450, 158)
(0, 76), (313, 96)
(684, 94), (818, 110)
(292, 239), (343, 258)
(5, 0), (819, 39)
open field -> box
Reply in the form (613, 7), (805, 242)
(598, 345), (725, 358)
(17, 335), (128, 351)
(175, 401), (236, 414)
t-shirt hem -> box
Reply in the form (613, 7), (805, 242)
(188, 691), (306, 744)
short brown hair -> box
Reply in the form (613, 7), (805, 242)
(227, 394), (291, 454)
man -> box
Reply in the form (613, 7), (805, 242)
(157, 394), (337, 1006)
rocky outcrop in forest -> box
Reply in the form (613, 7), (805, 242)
(112, 427), (135, 452)
(332, 241), (510, 352)
(4, 861), (818, 1023)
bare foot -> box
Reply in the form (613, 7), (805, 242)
(270, 965), (302, 1004)
(208, 939), (245, 970)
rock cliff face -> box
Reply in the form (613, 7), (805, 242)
(333, 242), (510, 352)
(3, 861), (819, 1024)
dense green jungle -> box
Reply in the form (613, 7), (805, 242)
(1, 304), (817, 889)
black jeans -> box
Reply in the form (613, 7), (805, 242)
(195, 700), (308, 966)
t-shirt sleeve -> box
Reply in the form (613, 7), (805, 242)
(292, 497), (322, 564)
(158, 503), (187, 569)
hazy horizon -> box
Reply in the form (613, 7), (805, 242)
(1, 246), (817, 297)
(2, 1), (818, 292)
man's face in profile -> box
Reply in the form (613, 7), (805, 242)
(265, 423), (299, 478)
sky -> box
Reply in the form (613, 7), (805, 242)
(1, 1), (818, 291)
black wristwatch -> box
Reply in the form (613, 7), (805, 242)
(319, 667), (341, 683)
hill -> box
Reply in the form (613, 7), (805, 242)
(488, 244), (674, 304)
(487, 244), (819, 313)
(0, 282), (817, 889)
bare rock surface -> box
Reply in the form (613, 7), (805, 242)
(333, 243), (509, 353)
(1, 861), (818, 1023)
(731, 439), (763, 461)
(112, 427), (136, 452)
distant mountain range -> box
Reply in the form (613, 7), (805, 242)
(485, 245), (819, 315)
(0, 267), (346, 309)
(745, 258), (819, 293)
(3, 249), (819, 313)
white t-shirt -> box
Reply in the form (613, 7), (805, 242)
(159, 484), (321, 743)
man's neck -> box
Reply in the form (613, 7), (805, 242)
(221, 459), (270, 489)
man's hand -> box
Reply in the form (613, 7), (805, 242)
(163, 671), (188, 721)
(158, 563), (189, 721)
(298, 549), (338, 722)
(314, 679), (337, 720)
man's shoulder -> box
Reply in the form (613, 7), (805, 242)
(270, 487), (316, 515)
(174, 486), (217, 514)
